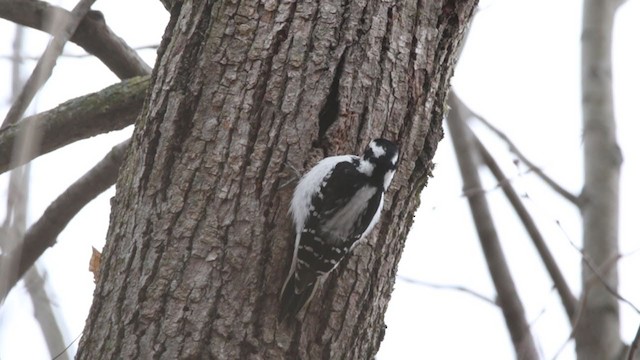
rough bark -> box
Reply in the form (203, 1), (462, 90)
(575, 0), (624, 359)
(77, 0), (477, 358)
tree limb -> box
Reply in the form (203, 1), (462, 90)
(452, 92), (580, 206)
(447, 94), (540, 360)
(471, 127), (579, 323)
(0, 75), (148, 175)
(2, 0), (98, 127)
(0, 139), (130, 303)
(0, 0), (151, 80)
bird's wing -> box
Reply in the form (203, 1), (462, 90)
(294, 161), (381, 285)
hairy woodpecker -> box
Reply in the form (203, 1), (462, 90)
(279, 138), (399, 322)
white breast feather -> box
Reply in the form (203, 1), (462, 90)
(383, 170), (396, 191)
(290, 155), (357, 234)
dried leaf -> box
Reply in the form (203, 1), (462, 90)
(89, 247), (101, 283)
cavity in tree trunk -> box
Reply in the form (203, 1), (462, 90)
(77, 0), (477, 358)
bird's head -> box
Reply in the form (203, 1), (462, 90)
(362, 138), (399, 189)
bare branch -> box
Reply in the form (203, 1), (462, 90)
(628, 323), (640, 360)
(0, 75), (149, 174)
(10, 25), (24, 99)
(451, 92), (580, 206)
(25, 267), (70, 360)
(0, 139), (130, 303)
(581, 253), (640, 315)
(6, 23), (69, 359)
(2, 0), (97, 127)
(396, 275), (497, 306)
(0, 0), (151, 79)
(471, 128), (579, 323)
(447, 94), (540, 360)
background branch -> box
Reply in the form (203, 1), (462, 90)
(2, 0), (97, 127)
(452, 92), (580, 206)
(575, 0), (624, 357)
(0, 75), (148, 174)
(397, 275), (497, 306)
(2, 23), (70, 359)
(628, 323), (640, 360)
(0, 139), (130, 303)
(447, 94), (539, 360)
(470, 128), (579, 323)
(0, 0), (151, 79)
(25, 267), (70, 360)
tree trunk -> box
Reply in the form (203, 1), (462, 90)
(575, 0), (623, 359)
(77, 0), (476, 358)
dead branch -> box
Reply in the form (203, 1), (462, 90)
(0, 0), (151, 80)
(447, 94), (540, 360)
(0, 139), (130, 303)
(0, 76), (148, 174)
(2, 0), (97, 127)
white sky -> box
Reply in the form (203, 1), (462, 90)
(0, 0), (639, 359)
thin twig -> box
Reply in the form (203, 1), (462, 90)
(0, 0), (151, 79)
(582, 254), (640, 314)
(459, 166), (535, 199)
(0, 44), (159, 61)
(552, 218), (640, 314)
(397, 275), (497, 306)
(2, 0), (97, 127)
(52, 331), (83, 360)
(0, 139), (130, 303)
(0, 76), (149, 175)
(450, 92), (580, 206)
(471, 129), (579, 323)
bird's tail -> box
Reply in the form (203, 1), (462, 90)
(278, 272), (318, 323)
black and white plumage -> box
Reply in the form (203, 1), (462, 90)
(279, 138), (399, 322)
